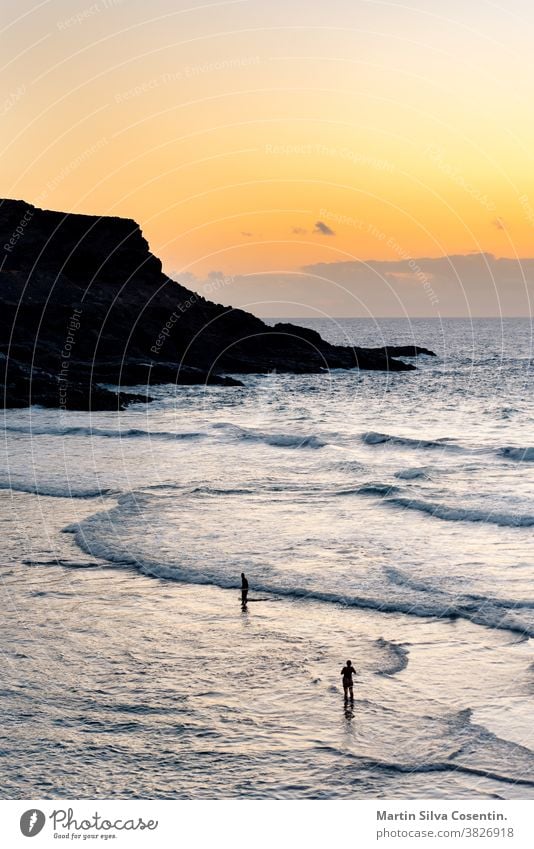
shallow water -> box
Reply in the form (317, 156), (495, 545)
(1, 318), (533, 798)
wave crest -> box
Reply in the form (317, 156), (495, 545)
(2, 424), (204, 441)
(361, 431), (457, 450)
(386, 496), (534, 528)
(499, 446), (534, 462)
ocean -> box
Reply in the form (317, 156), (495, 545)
(1, 317), (533, 799)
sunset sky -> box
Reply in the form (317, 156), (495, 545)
(2, 0), (534, 316)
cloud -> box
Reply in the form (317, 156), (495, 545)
(313, 220), (335, 236)
(180, 253), (534, 318)
(297, 253), (533, 317)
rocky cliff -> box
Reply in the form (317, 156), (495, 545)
(0, 199), (434, 409)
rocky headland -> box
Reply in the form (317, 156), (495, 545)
(0, 199), (435, 410)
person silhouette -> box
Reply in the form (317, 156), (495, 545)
(241, 572), (249, 608)
(341, 660), (356, 702)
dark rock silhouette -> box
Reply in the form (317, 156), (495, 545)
(0, 199), (435, 409)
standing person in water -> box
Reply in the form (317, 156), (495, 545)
(341, 660), (357, 702)
(241, 572), (249, 608)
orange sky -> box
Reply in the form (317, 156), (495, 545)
(2, 0), (534, 315)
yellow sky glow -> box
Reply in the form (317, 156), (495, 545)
(2, 0), (534, 314)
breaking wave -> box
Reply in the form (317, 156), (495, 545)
(361, 431), (459, 450)
(385, 496), (534, 528)
(212, 422), (326, 449)
(394, 467), (430, 480)
(362, 431), (534, 466)
(1, 423), (205, 441)
(64, 515), (534, 639)
(1, 421), (326, 450)
(0, 478), (110, 498)
(499, 447), (534, 462)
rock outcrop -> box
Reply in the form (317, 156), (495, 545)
(0, 199), (434, 409)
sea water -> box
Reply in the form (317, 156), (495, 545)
(0, 317), (533, 798)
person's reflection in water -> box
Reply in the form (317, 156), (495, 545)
(241, 572), (249, 609)
(344, 703), (354, 721)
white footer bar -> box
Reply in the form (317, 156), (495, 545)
(1, 799), (533, 848)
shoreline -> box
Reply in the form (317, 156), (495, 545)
(1, 497), (533, 799)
